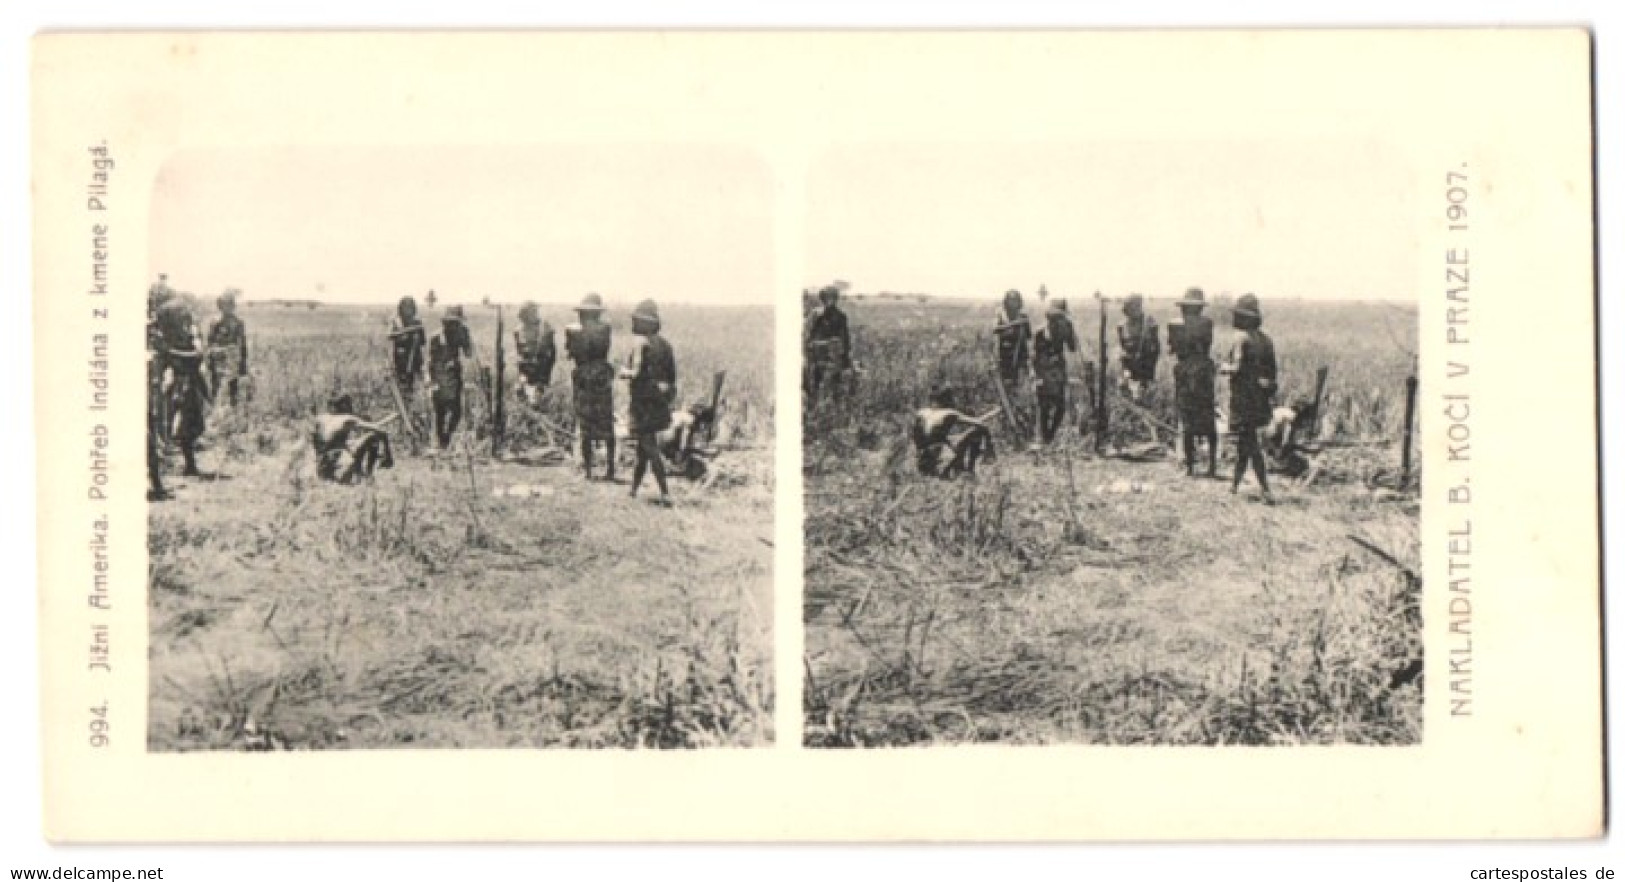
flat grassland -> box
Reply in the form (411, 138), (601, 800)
(149, 301), (775, 750)
(803, 295), (1421, 746)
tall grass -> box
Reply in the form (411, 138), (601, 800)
(803, 294), (1421, 747)
(149, 300), (776, 751)
(809, 296), (1418, 444)
(222, 301), (775, 441)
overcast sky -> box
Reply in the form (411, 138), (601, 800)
(150, 145), (774, 306)
(152, 141), (1417, 308)
(807, 141), (1419, 302)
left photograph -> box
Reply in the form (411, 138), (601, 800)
(144, 145), (776, 750)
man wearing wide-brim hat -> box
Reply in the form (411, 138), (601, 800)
(156, 300), (211, 477)
(566, 293), (617, 480)
(804, 285), (852, 403)
(620, 298), (678, 505)
(1169, 287), (1219, 477)
(1220, 292), (1278, 502)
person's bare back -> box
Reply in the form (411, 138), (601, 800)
(311, 405), (395, 483)
(911, 407), (994, 478)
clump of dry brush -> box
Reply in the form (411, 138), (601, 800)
(151, 447), (773, 751)
(803, 468), (1065, 747)
(1048, 529), (1422, 746)
(151, 482), (775, 750)
(806, 489), (1422, 747)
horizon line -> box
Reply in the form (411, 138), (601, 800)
(236, 298), (773, 309)
(812, 290), (1420, 305)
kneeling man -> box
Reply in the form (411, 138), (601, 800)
(311, 394), (396, 483)
(911, 390), (996, 479)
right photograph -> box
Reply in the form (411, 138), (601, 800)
(802, 142), (1423, 747)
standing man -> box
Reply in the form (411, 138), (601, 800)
(1118, 293), (1160, 402)
(156, 301), (211, 477)
(390, 295), (428, 396)
(1221, 293), (1278, 503)
(205, 289), (249, 408)
(1031, 297), (1078, 444)
(428, 305), (475, 450)
(1169, 287), (1219, 477)
(992, 289), (1032, 432)
(803, 285), (852, 403)
(566, 293), (616, 481)
(146, 284), (172, 501)
(513, 301), (557, 404)
(621, 299), (677, 505)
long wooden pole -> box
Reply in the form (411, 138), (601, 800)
(707, 370), (727, 443)
(383, 321), (420, 447)
(1094, 292), (1109, 453)
(492, 305), (506, 456)
(991, 365), (1024, 438)
(991, 307), (1029, 441)
(1309, 365), (1330, 440)
(1079, 360), (1096, 435)
(1401, 375), (1418, 483)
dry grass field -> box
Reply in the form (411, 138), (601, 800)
(803, 294), (1421, 746)
(149, 300), (775, 750)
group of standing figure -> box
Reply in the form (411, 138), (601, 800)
(385, 292), (681, 505)
(944, 286), (1281, 502)
(145, 275), (250, 500)
(146, 276), (689, 507)
(1172, 288), (1289, 502)
(386, 295), (481, 451)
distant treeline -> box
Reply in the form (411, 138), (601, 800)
(854, 292), (933, 302)
(803, 289), (933, 305)
(804, 288), (1407, 308)
(249, 299), (323, 309)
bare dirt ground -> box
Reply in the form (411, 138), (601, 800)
(149, 429), (774, 750)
